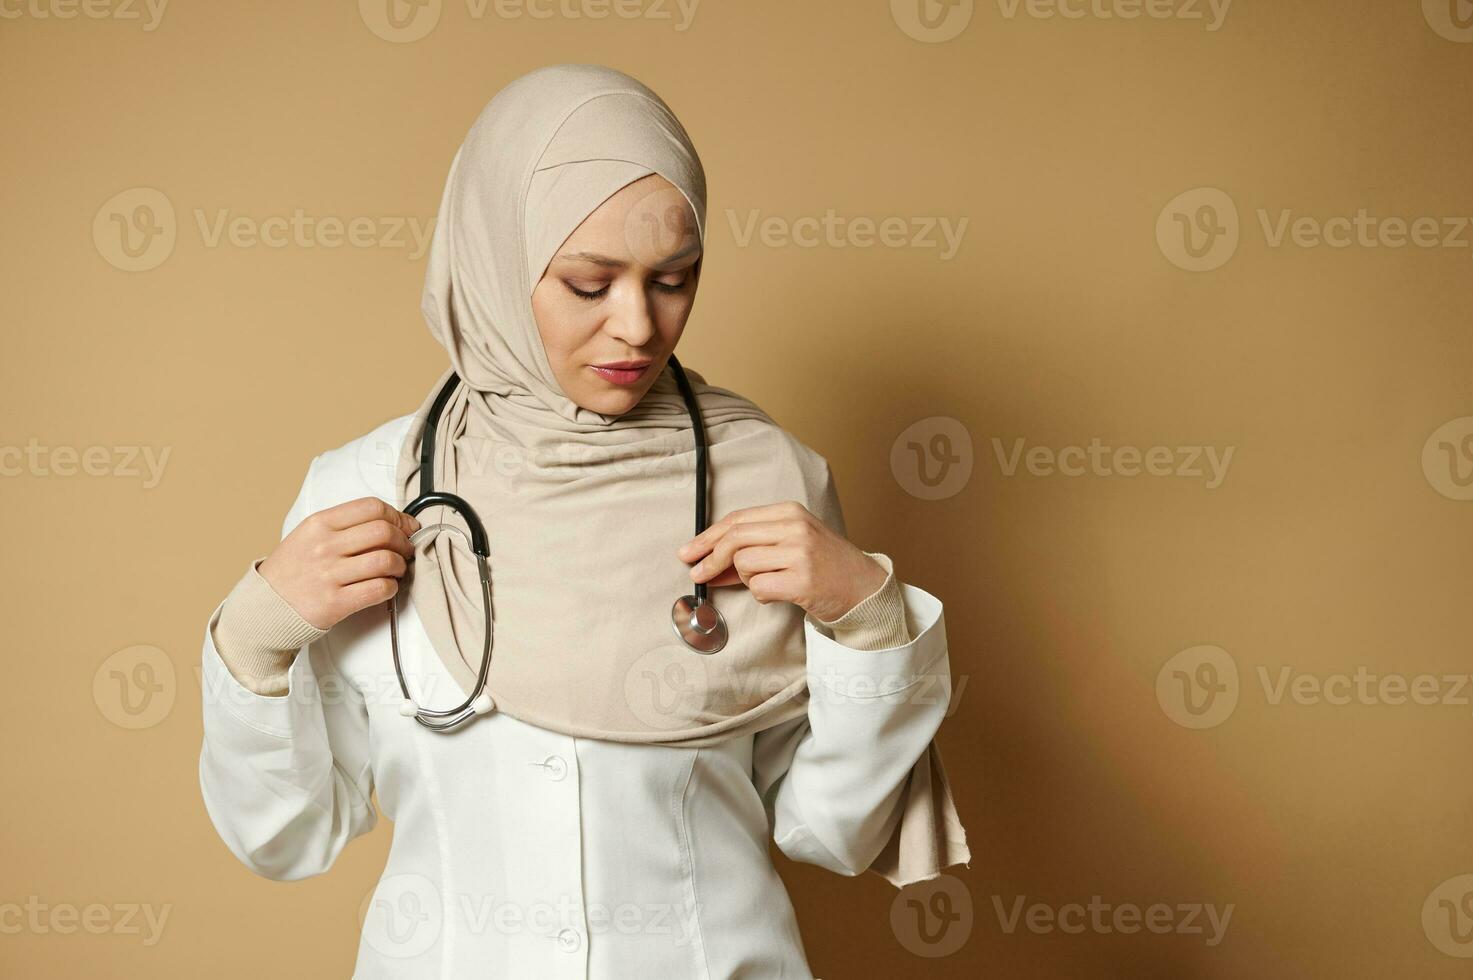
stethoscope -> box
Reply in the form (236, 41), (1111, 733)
(388, 353), (728, 732)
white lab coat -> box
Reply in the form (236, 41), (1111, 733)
(197, 416), (954, 979)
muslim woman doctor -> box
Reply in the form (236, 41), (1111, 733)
(196, 64), (970, 979)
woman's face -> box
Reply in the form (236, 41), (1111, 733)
(532, 173), (702, 415)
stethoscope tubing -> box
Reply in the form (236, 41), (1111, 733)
(666, 354), (709, 607)
(388, 547), (493, 731)
(389, 354), (722, 732)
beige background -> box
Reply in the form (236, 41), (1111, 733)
(3, 0), (1472, 976)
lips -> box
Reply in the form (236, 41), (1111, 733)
(590, 360), (651, 386)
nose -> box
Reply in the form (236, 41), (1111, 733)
(602, 281), (658, 348)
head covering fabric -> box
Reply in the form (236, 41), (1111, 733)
(395, 62), (967, 888)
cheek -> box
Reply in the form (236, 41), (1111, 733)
(532, 285), (600, 373)
(653, 295), (694, 340)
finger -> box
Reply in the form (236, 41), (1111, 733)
(680, 504), (795, 557)
(676, 500), (808, 560)
(699, 544), (792, 589)
(319, 496), (420, 535)
(745, 568), (800, 605)
(336, 518), (416, 560)
(690, 521), (792, 582)
(700, 566), (744, 588)
(334, 549), (409, 586)
(340, 576), (399, 615)
(729, 544), (792, 576)
(397, 507), (422, 535)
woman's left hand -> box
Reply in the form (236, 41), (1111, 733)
(676, 501), (888, 623)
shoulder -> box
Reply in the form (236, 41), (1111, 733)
(778, 428), (844, 535)
(303, 413), (417, 508)
(695, 375), (830, 467)
(767, 425), (835, 500)
(693, 373), (844, 532)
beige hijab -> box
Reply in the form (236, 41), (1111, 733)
(396, 63), (968, 888)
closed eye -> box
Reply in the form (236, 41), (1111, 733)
(565, 278), (688, 301)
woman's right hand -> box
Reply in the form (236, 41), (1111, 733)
(258, 496), (422, 631)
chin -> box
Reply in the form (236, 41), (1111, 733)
(579, 387), (644, 416)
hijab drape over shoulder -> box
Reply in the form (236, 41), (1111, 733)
(395, 62), (968, 888)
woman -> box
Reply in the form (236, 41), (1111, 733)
(198, 63), (969, 978)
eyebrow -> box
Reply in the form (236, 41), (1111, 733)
(559, 241), (702, 268)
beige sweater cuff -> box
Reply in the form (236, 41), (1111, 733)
(813, 551), (911, 651)
(210, 559), (327, 697)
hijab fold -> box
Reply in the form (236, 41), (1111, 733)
(395, 63), (969, 889)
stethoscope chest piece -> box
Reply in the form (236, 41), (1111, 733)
(671, 595), (727, 654)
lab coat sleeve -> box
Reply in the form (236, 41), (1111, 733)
(197, 455), (377, 881)
(752, 580), (952, 878)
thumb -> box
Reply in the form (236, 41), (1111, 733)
(396, 508), (422, 536)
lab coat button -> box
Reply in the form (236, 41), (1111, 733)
(542, 755), (567, 781)
(556, 927), (581, 951)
